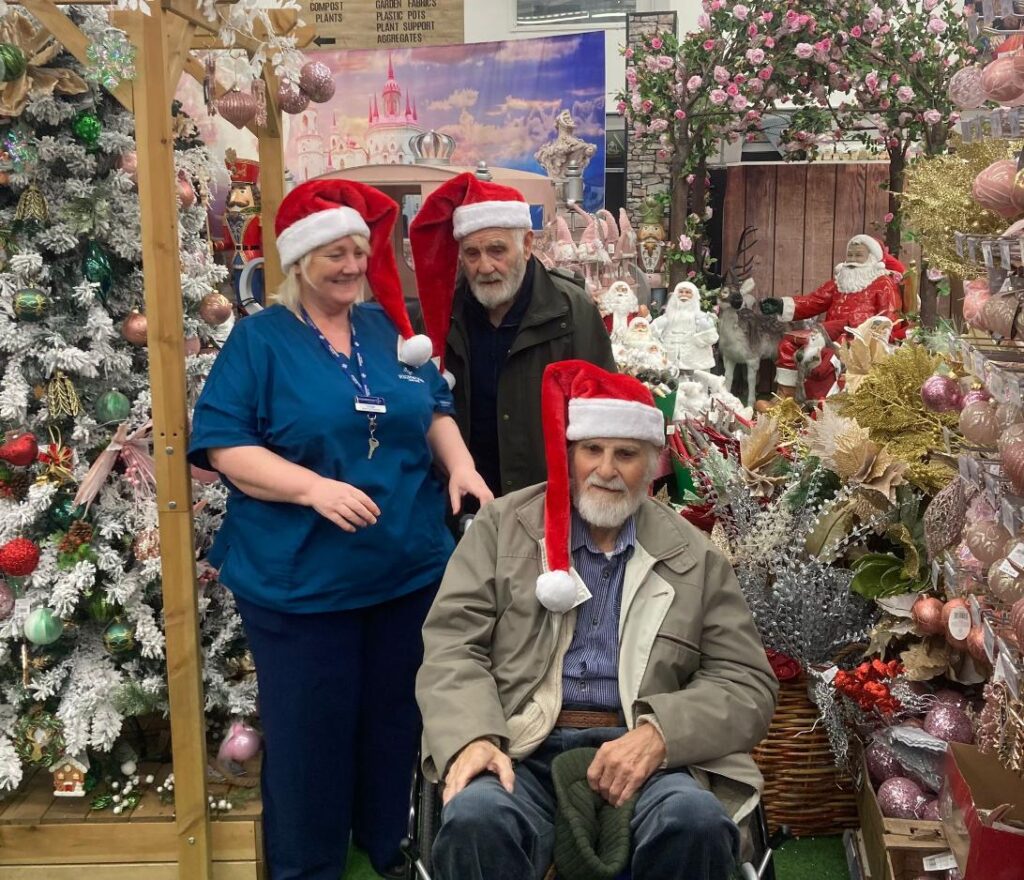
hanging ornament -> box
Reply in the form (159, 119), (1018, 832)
(72, 111), (103, 151)
(85, 591), (116, 624)
(14, 183), (49, 226)
(198, 291), (233, 325)
(24, 607), (62, 646)
(299, 61), (335, 103)
(47, 372), (82, 419)
(84, 29), (137, 92)
(12, 288), (48, 322)
(13, 712), (65, 766)
(948, 65), (986, 110)
(203, 53), (217, 115)
(184, 336), (201, 356)
(215, 89), (258, 130)
(177, 171), (196, 209)
(0, 44), (27, 83)
(252, 77), (267, 129)
(0, 537), (40, 577)
(0, 433), (38, 467)
(117, 150), (138, 185)
(0, 580), (14, 621)
(276, 77), (309, 115)
(132, 527), (160, 561)
(218, 721), (262, 762)
(121, 311), (148, 347)
(83, 241), (113, 299)
(94, 390), (131, 424)
(103, 619), (136, 655)
(49, 497), (85, 531)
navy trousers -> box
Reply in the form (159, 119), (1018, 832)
(235, 586), (436, 880)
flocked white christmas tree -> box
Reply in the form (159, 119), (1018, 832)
(0, 7), (255, 792)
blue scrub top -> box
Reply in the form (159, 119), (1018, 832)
(188, 303), (456, 613)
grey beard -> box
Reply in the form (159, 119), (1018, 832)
(571, 479), (646, 529)
(468, 258), (527, 310)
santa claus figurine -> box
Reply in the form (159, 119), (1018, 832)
(652, 281), (718, 372)
(760, 234), (904, 398)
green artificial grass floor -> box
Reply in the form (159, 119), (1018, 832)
(342, 835), (852, 879)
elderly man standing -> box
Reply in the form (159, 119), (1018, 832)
(416, 361), (777, 880)
(410, 174), (614, 498)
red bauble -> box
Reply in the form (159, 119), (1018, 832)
(911, 596), (945, 635)
(121, 311), (148, 347)
(0, 433), (39, 467)
(0, 537), (41, 577)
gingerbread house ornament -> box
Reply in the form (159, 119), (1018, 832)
(51, 753), (89, 797)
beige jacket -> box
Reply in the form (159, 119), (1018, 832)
(416, 484), (778, 822)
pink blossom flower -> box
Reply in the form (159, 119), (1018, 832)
(656, 148), (671, 161)
(746, 48), (765, 64)
(924, 0), (939, 9)
(896, 85), (915, 103)
(927, 17), (946, 34)
(648, 118), (669, 133)
(726, 83), (739, 96)
(884, 212), (894, 223)
(703, 39), (717, 51)
(734, 73), (747, 84)
(927, 268), (944, 282)
(626, 67), (638, 85)
(865, 71), (880, 92)
(674, 109), (687, 120)
(686, 174), (695, 184)
(747, 24), (759, 37)
(687, 75), (703, 91)
(641, 99), (654, 112)
(764, 36), (775, 48)
(890, 73), (901, 85)
(678, 234), (693, 251)
(651, 37), (664, 50)
(909, 51), (924, 62)
(710, 0), (723, 10)
(630, 94), (642, 112)
(850, 25), (863, 37)
(747, 79), (764, 94)
(634, 122), (647, 135)
(709, 89), (728, 105)
(714, 65), (730, 83)
(616, 101), (627, 113)
(624, 48), (634, 59)
(733, 4), (749, 20)
(731, 95), (749, 110)
(795, 43), (814, 59)
(697, 12), (711, 30)
(758, 66), (773, 81)
(867, 5), (884, 23)
(923, 108), (942, 124)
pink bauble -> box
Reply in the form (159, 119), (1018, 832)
(963, 519), (1012, 566)
(923, 704), (974, 744)
(956, 541), (986, 577)
(912, 596), (946, 635)
(865, 741), (903, 785)
(118, 150), (138, 184)
(299, 61), (335, 103)
(982, 55), (1024, 103)
(877, 777), (927, 819)
(980, 294), (1019, 338)
(121, 311), (148, 347)
(918, 798), (941, 821)
(948, 65), (986, 110)
(215, 89), (258, 129)
(184, 336), (201, 356)
(959, 400), (1002, 446)
(177, 172), (196, 209)
(960, 389), (991, 409)
(963, 278), (991, 328)
(199, 292), (233, 326)
(218, 721), (262, 762)
(276, 78), (310, 115)
(921, 375), (963, 412)
(966, 626), (989, 663)
(1012, 597), (1024, 647)
(973, 159), (1021, 219)
(934, 688), (971, 712)
(995, 402), (1021, 429)
(999, 422), (1024, 453)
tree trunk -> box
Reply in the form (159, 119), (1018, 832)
(692, 153), (708, 279)
(919, 259), (938, 329)
(668, 150), (688, 289)
(886, 148), (906, 258)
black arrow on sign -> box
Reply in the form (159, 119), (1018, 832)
(313, 36), (337, 46)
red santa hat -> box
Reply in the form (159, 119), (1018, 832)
(275, 179), (432, 367)
(537, 361), (665, 613)
(409, 172), (533, 373)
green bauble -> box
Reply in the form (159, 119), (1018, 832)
(85, 591), (116, 624)
(0, 44), (27, 83)
(83, 241), (113, 299)
(13, 288), (49, 321)
(72, 111), (102, 150)
(24, 607), (63, 646)
(103, 619), (135, 655)
(95, 390), (131, 423)
(49, 497), (86, 531)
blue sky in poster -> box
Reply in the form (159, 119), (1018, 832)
(283, 32), (607, 211)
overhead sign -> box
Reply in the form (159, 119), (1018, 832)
(302, 0), (465, 48)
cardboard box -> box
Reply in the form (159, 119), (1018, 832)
(855, 750), (946, 880)
(943, 743), (1024, 880)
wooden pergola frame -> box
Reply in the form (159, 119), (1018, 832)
(7, 2), (313, 877)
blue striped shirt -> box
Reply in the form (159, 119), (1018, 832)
(561, 510), (637, 712)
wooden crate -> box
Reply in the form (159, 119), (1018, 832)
(0, 763), (263, 879)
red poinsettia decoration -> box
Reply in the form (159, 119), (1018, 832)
(834, 658), (903, 716)
(765, 649), (802, 682)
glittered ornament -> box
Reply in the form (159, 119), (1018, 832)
(912, 596), (945, 635)
(973, 159), (1021, 219)
(299, 61), (335, 103)
(94, 390), (131, 424)
(960, 389), (991, 409)
(118, 150), (138, 184)
(918, 799), (941, 821)
(83, 241), (113, 299)
(72, 111), (103, 150)
(215, 89), (258, 130)
(276, 78), (310, 115)
(103, 619), (136, 655)
(982, 55), (1024, 103)
(84, 29), (137, 91)
(48, 372), (82, 419)
(920, 375), (962, 413)
(999, 423), (1024, 453)
(13, 288), (49, 321)
(0, 433), (38, 467)
(1012, 597), (1024, 648)
(0, 580), (15, 621)
(132, 528), (160, 561)
(217, 721), (262, 762)
(988, 558), (1024, 603)
(877, 777), (927, 819)
(948, 65), (986, 110)
(1002, 439), (1024, 496)
(13, 712), (65, 766)
(959, 400), (1002, 446)
(85, 591), (116, 624)
(985, 294), (1022, 340)
(177, 172), (196, 209)
(49, 497), (85, 531)
(0, 43), (27, 82)
(199, 291), (233, 325)
(934, 688), (971, 711)
(963, 519), (1012, 566)
(121, 311), (148, 347)
(923, 704), (974, 744)
(865, 741), (903, 785)
(24, 607), (62, 646)
(0, 537), (40, 577)
(15, 183), (49, 225)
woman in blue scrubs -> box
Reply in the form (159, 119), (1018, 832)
(189, 179), (491, 880)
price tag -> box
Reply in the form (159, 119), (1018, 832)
(922, 853), (959, 872)
(931, 559), (941, 589)
(10, 598), (31, 634)
(1002, 498), (1019, 534)
(947, 606), (971, 641)
(1001, 240), (1013, 268)
(989, 365), (1008, 402)
(1008, 542), (1024, 570)
(960, 338), (973, 364)
(968, 595), (982, 627)
(944, 561), (959, 597)
(968, 237), (979, 263)
(959, 454), (973, 482)
(983, 619), (997, 664)
(956, 233), (966, 257)
(982, 241), (994, 269)
(973, 349), (987, 378)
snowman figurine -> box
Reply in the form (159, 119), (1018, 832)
(652, 281), (718, 372)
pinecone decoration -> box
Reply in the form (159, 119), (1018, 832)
(59, 521), (94, 553)
(5, 470), (31, 502)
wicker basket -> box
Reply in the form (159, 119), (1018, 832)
(752, 674), (859, 837)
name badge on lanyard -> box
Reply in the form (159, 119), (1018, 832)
(355, 395), (387, 414)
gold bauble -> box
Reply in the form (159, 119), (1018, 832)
(198, 292), (233, 326)
(121, 310), (148, 346)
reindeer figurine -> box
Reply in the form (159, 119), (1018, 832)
(717, 227), (785, 408)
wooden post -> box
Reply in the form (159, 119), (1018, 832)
(130, 8), (212, 880)
(259, 68), (285, 296)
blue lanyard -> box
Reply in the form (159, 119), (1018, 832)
(301, 307), (371, 397)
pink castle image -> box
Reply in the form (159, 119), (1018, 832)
(291, 52), (425, 180)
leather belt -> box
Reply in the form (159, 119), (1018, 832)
(555, 709), (622, 729)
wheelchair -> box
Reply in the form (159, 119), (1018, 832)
(399, 760), (783, 880)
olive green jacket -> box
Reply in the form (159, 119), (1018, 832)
(446, 259), (615, 495)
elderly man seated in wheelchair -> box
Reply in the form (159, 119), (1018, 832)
(416, 361), (778, 880)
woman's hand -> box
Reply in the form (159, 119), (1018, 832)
(447, 467), (494, 516)
(306, 476), (381, 532)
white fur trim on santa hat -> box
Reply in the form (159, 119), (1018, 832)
(398, 334), (433, 368)
(277, 207), (371, 269)
(536, 570), (577, 613)
(566, 398), (665, 447)
(453, 200), (533, 239)
(848, 234), (883, 262)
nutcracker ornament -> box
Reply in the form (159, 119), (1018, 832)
(218, 150), (264, 308)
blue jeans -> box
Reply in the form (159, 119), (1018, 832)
(433, 726), (739, 880)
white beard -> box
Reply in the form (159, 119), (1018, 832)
(834, 260), (886, 294)
(468, 255), (528, 309)
(571, 474), (647, 529)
